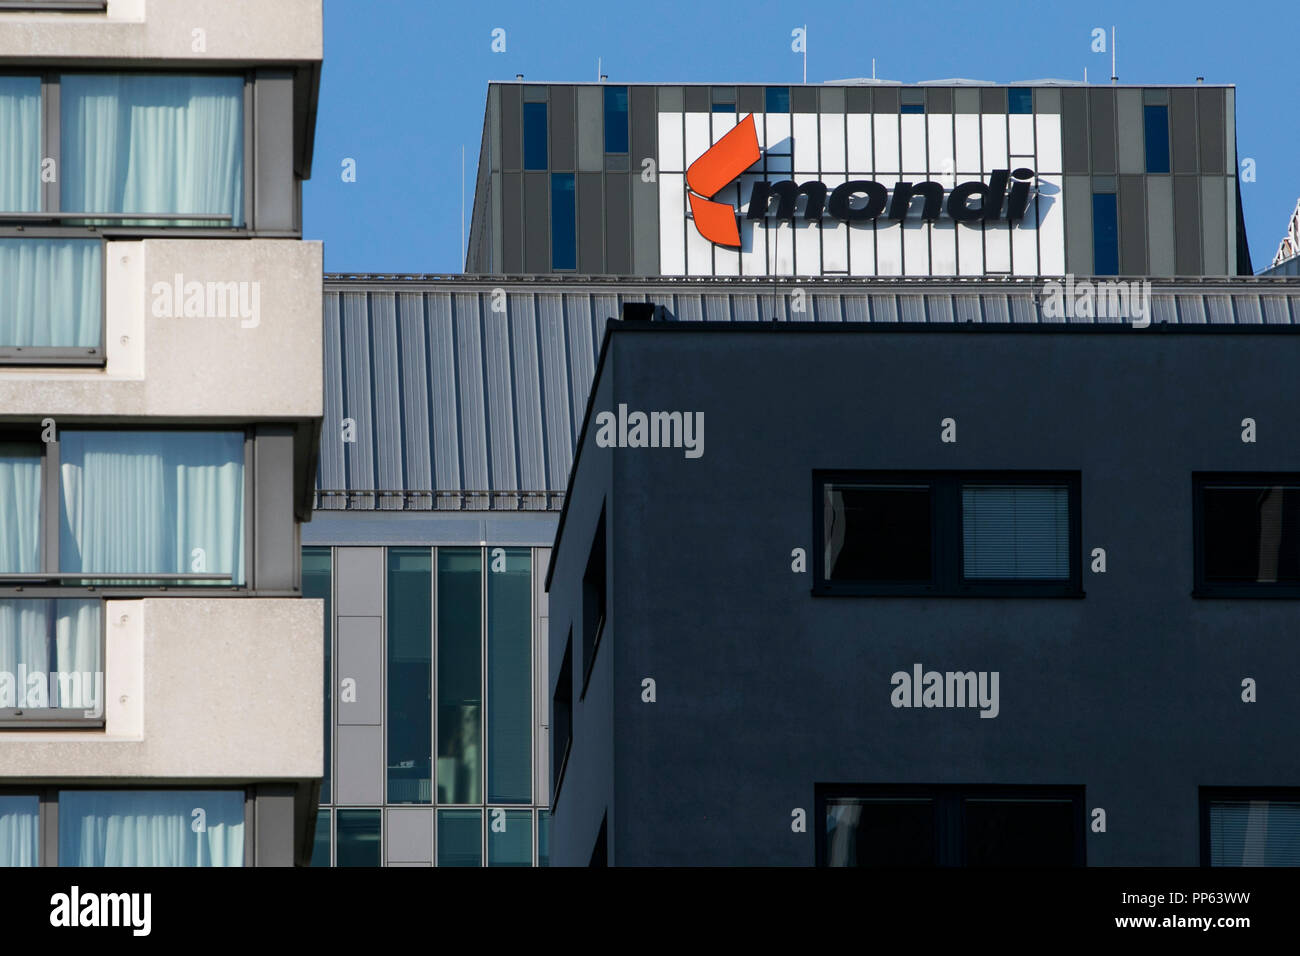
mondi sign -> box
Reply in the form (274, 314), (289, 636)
(685, 114), (1037, 247)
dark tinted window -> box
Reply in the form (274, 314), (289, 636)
(964, 798), (1078, 866)
(900, 103), (925, 114)
(309, 809), (330, 867)
(823, 484), (932, 583)
(335, 809), (380, 867)
(1202, 485), (1300, 584)
(523, 101), (547, 170)
(387, 548), (432, 803)
(603, 86), (628, 153)
(824, 798), (936, 866)
(1143, 104), (1170, 173)
(1008, 88), (1033, 114)
(1092, 192), (1119, 275)
(765, 87), (790, 112)
(550, 173), (576, 270)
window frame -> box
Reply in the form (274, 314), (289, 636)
(1193, 472), (1300, 598)
(0, 423), (254, 596)
(1200, 787), (1300, 867)
(0, 2), (108, 10)
(0, 785), (252, 866)
(816, 783), (1087, 867)
(0, 68), (255, 366)
(812, 470), (1083, 598)
(0, 597), (106, 728)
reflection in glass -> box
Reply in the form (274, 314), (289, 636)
(438, 809), (481, 867)
(824, 798), (936, 867)
(309, 809), (330, 868)
(488, 548), (531, 803)
(336, 809), (380, 867)
(488, 809), (532, 866)
(437, 549), (481, 804)
(58, 790), (244, 866)
(961, 485), (1069, 580)
(1209, 800), (1300, 866)
(388, 548), (432, 803)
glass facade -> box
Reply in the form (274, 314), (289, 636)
(311, 545), (549, 866)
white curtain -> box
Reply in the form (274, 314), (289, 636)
(0, 600), (101, 710)
(0, 796), (38, 867)
(0, 239), (102, 348)
(0, 445), (40, 572)
(60, 74), (244, 224)
(59, 431), (245, 583)
(0, 76), (40, 212)
(58, 791), (244, 866)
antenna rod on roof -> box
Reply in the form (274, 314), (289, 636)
(803, 24), (808, 83)
(597, 57), (601, 81)
(460, 145), (465, 272)
(1111, 26), (1117, 83)
(872, 58), (876, 80)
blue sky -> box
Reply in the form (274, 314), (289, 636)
(304, 0), (1300, 275)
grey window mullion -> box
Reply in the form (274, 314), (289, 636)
(243, 73), (254, 231)
(243, 430), (255, 587)
(42, 432), (60, 574)
(41, 789), (57, 866)
(43, 74), (59, 214)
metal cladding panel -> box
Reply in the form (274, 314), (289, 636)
(319, 280), (1300, 511)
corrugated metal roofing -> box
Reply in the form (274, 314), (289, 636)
(318, 275), (1300, 511)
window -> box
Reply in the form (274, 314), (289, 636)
(388, 548), (432, 803)
(59, 430), (246, 584)
(1143, 104), (1170, 174)
(0, 238), (102, 352)
(580, 509), (606, 694)
(437, 548), (482, 804)
(58, 790), (245, 866)
(60, 74), (244, 225)
(302, 548), (331, 803)
(552, 632), (573, 801)
(1092, 192), (1119, 275)
(1008, 88), (1034, 114)
(309, 809), (331, 867)
(815, 472), (1080, 596)
(0, 794), (38, 866)
(437, 809), (482, 866)
(550, 173), (576, 270)
(900, 103), (925, 114)
(487, 809), (532, 866)
(1202, 790), (1300, 866)
(523, 101), (548, 170)
(818, 785), (1085, 867)
(487, 548), (532, 803)
(711, 103), (736, 113)
(0, 442), (41, 572)
(335, 808), (380, 867)
(0, 599), (102, 725)
(0, 76), (41, 212)
(1194, 475), (1300, 596)
(765, 87), (790, 113)
(603, 86), (628, 153)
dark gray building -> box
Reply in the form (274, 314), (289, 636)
(544, 280), (1300, 866)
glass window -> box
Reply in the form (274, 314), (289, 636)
(711, 103), (736, 113)
(302, 548), (331, 804)
(1143, 104), (1170, 174)
(388, 548), (432, 804)
(335, 809), (380, 867)
(900, 103), (925, 114)
(437, 809), (481, 866)
(822, 484), (932, 584)
(0, 599), (102, 714)
(0, 443), (41, 572)
(550, 173), (576, 271)
(0, 795), (39, 867)
(824, 798), (936, 866)
(0, 76), (41, 212)
(58, 790), (244, 866)
(59, 431), (245, 584)
(60, 74), (244, 225)
(1008, 88), (1033, 114)
(309, 809), (331, 867)
(523, 101), (547, 170)
(765, 87), (790, 113)
(963, 798), (1078, 866)
(1200, 483), (1300, 586)
(0, 239), (102, 350)
(487, 809), (532, 866)
(437, 548), (481, 804)
(603, 86), (628, 153)
(538, 809), (550, 867)
(488, 548), (531, 803)
(1208, 800), (1300, 866)
(962, 485), (1069, 580)
(1092, 192), (1119, 275)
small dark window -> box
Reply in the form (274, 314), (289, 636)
(1008, 88), (1033, 114)
(550, 173), (576, 271)
(551, 632), (573, 800)
(815, 472), (1080, 597)
(1202, 789), (1300, 866)
(523, 101), (548, 170)
(581, 509), (607, 694)
(765, 87), (790, 112)
(820, 786), (1084, 867)
(1143, 104), (1170, 173)
(1195, 476), (1300, 596)
(711, 103), (736, 113)
(603, 86), (628, 153)
(900, 103), (925, 114)
(1092, 192), (1119, 275)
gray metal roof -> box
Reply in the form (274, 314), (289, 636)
(318, 275), (1300, 511)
